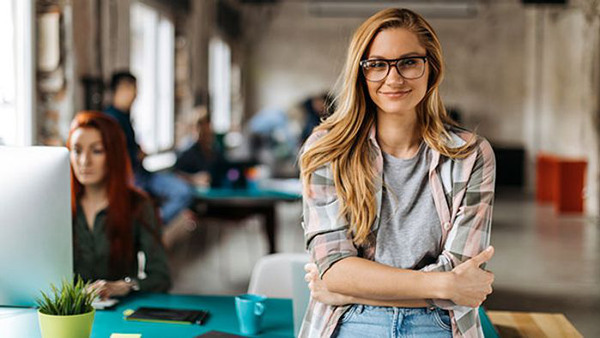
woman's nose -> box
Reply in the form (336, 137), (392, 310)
(79, 152), (90, 165)
(386, 66), (406, 84)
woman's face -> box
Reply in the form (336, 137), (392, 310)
(364, 28), (429, 117)
(69, 127), (108, 187)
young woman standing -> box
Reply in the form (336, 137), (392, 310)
(300, 8), (496, 338)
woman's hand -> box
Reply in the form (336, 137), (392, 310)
(88, 279), (132, 299)
(192, 172), (211, 188)
(305, 263), (353, 306)
(447, 246), (495, 307)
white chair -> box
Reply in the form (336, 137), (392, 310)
(248, 253), (310, 336)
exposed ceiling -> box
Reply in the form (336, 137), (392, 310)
(237, 0), (482, 18)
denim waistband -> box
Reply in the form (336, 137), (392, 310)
(350, 305), (445, 315)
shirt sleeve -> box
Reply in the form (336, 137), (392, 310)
(303, 160), (358, 278)
(420, 138), (496, 310)
(137, 201), (172, 292)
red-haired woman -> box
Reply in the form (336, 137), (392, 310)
(67, 111), (170, 298)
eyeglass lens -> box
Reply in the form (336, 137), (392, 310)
(362, 58), (425, 81)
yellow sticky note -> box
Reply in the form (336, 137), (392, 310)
(110, 334), (141, 338)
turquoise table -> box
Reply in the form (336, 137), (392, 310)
(196, 188), (300, 201)
(194, 188), (301, 254)
(0, 293), (294, 338)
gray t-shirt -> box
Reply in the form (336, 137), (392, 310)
(375, 143), (442, 270)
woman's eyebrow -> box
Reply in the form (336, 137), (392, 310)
(366, 52), (423, 59)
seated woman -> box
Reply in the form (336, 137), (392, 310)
(67, 111), (171, 298)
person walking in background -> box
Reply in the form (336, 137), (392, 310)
(104, 71), (196, 237)
(67, 112), (170, 298)
(300, 8), (496, 338)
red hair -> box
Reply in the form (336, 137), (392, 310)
(67, 111), (157, 278)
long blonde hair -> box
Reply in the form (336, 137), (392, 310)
(300, 8), (475, 245)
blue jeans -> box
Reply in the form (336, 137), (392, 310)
(333, 305), (452, 338)
(136, 171), (194, 224)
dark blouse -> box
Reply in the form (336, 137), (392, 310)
(73, 198), (171, 292)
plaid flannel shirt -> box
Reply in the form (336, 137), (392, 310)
(299, 125), (496, 338)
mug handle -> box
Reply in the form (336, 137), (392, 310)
(254, 302), (265, 316)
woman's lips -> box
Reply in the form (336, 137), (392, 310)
(380, 89), (411, 98)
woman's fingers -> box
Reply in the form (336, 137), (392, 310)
(470, 246), (494, 267)
(304, 263), (318, 273)
(304, 271), (318, 283)
(304, 263), (312, 272)
(88, 280), (106, 296)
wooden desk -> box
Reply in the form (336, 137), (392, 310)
(194, 188), (301, 254)
(487, 310), (583, 338)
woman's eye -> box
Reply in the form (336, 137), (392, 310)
(400, 59), (418, 67)
(369, 61), (387, 68)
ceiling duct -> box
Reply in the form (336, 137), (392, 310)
(307, 1), (478, 19)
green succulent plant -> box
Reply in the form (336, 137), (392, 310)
(36, 277), (96, 316)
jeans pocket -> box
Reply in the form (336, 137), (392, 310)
(431, 308), (452, 331)
(339, 304), (360, 324)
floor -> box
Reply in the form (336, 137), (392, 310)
(167, 192), (600, 337)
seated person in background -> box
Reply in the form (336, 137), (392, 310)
(175, 111), (223, 188)
(67, 111), (171, 298)
(103, 71), (195, 228)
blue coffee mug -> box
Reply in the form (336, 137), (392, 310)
(235, 294), (266, 335)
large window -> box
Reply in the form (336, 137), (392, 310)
(130, 2), (175, 153)
(209, 37), (231, 134)
(0, 0), (34, 146)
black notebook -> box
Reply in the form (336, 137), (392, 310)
(125, 306), (209, 325)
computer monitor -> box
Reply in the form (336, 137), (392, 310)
(0, 146), (73, 307)
(210, 159), (258, 189)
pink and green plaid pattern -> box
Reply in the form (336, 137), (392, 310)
(299, 126), (496, 338)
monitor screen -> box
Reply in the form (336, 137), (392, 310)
(0, 146), (73, 307)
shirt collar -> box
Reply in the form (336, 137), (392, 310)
(367, 124), (466, 150)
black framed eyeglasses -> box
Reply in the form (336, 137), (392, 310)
(359, 56), (428, 82)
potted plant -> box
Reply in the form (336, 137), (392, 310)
(36, 277), (96, 338)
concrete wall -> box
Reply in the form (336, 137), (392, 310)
(433, 2), (527, 145)
(528, 5), (600, 216)
(246, 3), (362, 114)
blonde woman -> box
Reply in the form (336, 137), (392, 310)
(300, 8), (495, 338)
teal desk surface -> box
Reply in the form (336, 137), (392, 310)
(0, 293), (293, 338)
(196, 188), (300, 201)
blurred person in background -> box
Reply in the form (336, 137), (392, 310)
(248, 107), (299, 178)
(175, 95), (223, 188)
(300, 92), (335, 142)
(103, 71), (196, 232)
(67, 111), (170, 299)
